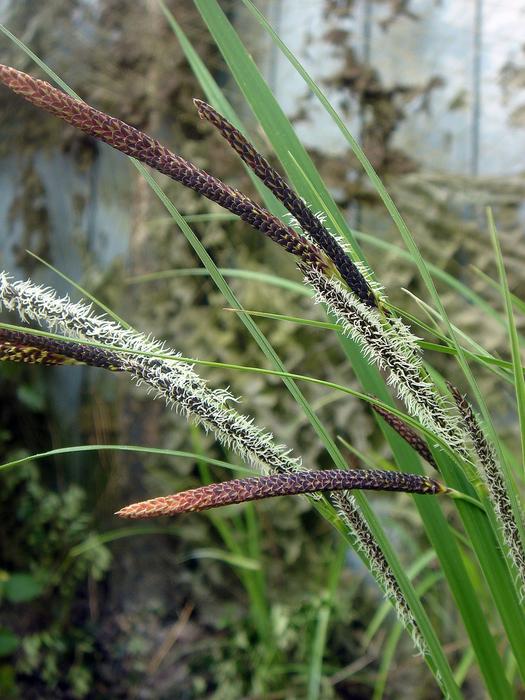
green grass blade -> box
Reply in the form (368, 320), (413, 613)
(373, 621), (404, 700)
(471, 264), (525, 316)
(0, 24), (78, 95)
(488, 210), (525, 477)
(126, 266), (310, 296)
(178, 548), (260, 571)
(454, 647), (476, 689)
(67, 525), (182, 557)
(0, 444), (249, 475)
(307, 539), (346, 700)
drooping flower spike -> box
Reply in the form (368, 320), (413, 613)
(0, 65), (328, 275)
(0, 272), (302, 476)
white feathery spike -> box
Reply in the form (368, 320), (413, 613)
(0, 271), (302, 477)
(456, 396), (525, 597)
(331, 491), (427, 655)
(303, 267), (465, 453)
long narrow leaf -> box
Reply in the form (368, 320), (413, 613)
(488, 210), (525, 477)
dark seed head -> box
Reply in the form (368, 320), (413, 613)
(194, 98), (376, 306)
(0, 65), (329, 273)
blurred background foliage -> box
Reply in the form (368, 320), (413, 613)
(0, 1), (524, 697)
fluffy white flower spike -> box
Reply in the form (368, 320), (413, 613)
(449, 383), (525, 594)
(0, 271), (300, 476)
(303, 266), (464, 452)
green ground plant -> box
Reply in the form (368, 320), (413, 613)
(0, 408), (111, 698)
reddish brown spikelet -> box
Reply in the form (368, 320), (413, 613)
(0, 64), (327, 272)
(116, 468), (444, 518)
(0, 327), (124, 370)
(371, 402), (438, 470)
(194, 98), (376, 307)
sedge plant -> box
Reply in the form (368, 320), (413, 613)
(0, 4), (524, 698)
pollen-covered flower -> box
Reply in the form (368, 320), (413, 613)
(0, 271), (300, 476)
(303, 265), (464, 452)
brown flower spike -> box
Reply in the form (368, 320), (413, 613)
(371, 402), (438, 470)
(0, 327), (124, 370)
(194, 99), (376, 307)
(0, 64), (327, 273)
(116, 468), (445, 519)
